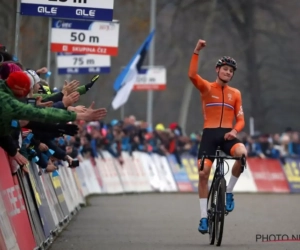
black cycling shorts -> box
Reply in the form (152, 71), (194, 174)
(197, 128), (242, 163)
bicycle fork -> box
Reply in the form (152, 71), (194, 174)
(208, 178), (228, 227)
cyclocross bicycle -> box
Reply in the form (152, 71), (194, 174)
(199, 147), (246, 246)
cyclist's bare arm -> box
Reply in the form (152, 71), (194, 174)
(188, 39), (211, 95)
(233, 90), (245, 133)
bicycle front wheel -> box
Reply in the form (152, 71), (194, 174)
(207, 184), (215, 245)
(214, 177), (226, 246)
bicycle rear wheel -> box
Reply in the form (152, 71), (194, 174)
(207, 184), (215, 245)
(214, 177), (226, 246)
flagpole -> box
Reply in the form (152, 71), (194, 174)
(147, 0), (156, 129)
(120, 105), (125, 120)
(47, 18), (52, 88)
(14, 0), (21, 60)
(119, 65), (125, 120)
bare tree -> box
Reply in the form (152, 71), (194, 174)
(222, 0), (300, 132)
(222, 0), (263, 130)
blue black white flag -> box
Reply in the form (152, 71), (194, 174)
(111, 30), (155, 110)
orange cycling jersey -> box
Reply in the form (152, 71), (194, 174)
(188, 53), (245, 132)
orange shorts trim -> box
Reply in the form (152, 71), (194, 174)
(198, 158), (213, 169)
(230, 143), (245, 156)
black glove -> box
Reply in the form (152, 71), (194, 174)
(85, 74), (99, 91)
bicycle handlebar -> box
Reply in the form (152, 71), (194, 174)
(199, 153), (246, 171)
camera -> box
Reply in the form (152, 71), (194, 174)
(69, 159), (79, 168)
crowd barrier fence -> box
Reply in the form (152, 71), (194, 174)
(0, 148), (298, 249)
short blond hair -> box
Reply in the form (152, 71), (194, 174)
(39, 78), (49, 86)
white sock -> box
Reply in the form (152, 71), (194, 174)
(227, 175), (238, 193)
(200, 198), (207, 218)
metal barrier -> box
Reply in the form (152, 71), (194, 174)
(0, 148), (295, 249)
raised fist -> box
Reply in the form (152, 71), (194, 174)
(194, 39), (206, 53)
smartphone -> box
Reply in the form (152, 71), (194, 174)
(27, 98), (36, 106)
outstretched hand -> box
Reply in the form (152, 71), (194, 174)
(62, 80), (80, 95)
(76, 101), (107, 121)
(36, 96), (53, 107)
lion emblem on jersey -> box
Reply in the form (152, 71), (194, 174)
(237, 106), (244, 117)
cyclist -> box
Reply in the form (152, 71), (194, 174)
(188, 39), (247, 234)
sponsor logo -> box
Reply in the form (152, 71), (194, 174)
(38, 6), (57, 14)
(55, 20), (72, 28)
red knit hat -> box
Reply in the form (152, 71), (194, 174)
(6, 71), (31, 98)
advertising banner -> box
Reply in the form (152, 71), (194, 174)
(51, 19), (119, 55)
(21, 0), (114, 21)
(247, 158), (289, 193)
(167, 154), (193, 192)
(281, 158), (300, 193)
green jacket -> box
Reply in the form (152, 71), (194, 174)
(33, 85), (86, 102)
(0, 81), (77, 136)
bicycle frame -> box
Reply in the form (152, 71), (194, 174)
(208, 149), (225, 204)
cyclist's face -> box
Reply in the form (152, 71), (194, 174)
(216, 65), (234, 82)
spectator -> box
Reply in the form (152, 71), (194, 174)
(288, 132), (300, 157)
(189, 132), (201, 157)
(255, 134), (279, 159)
(272, 133), (281, 146)
(245, 135), (260, 157)
(281, 127), (293, 141)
